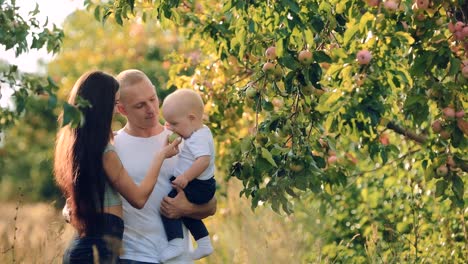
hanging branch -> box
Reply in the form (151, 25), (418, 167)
(386, 121), (428, 144)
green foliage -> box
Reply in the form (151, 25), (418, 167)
(93, 0), (468, 211)
(88, 0), (467, 261)
(0, 97), (60, 201)
(0, 1), (63, 132)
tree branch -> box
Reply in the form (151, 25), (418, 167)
(386, 121), (468, 172)
(386, 121), (428, 144)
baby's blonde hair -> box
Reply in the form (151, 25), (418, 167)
(162, 88), (204, 119)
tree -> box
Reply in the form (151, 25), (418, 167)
(90, 0), (467, 207)
(0, 0), (63, 132)
(88, 0), (467, 261)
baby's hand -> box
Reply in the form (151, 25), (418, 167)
(172, 175), (189, 189)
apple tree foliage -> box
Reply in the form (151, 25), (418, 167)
(88, 0), (468, 205)
(87, 0), (468, 260)
(0, 1), (63, 131)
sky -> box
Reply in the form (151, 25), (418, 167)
(0, 0), (84, 107)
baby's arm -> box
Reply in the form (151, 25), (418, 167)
(172, 155), (210, 189)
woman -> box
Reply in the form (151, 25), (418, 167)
(54, 71), (180, 263)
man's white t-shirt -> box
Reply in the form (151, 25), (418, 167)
(173, 125), (215, 180)
(114, 128), (193, 264)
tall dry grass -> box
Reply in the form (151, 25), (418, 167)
(0, 180), (309, 263)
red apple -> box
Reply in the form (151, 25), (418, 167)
(454, 21), (465, 32)
(439, 130), (451, 139)
(384, 0), (398, 11)
(415, 0), (429, 10)
(431, 120), (443, 133)
(379, 134), (390, 146)
(298, 50), (313, 65)
(454, 31), (464, 41)
(366, 0), (379, 7)
(327, 155), (337, 164)
(462, 66), (468, 78)
(455, 110), (465, 118)
(356, 50), (372, 65)
(262, 62), (276, 74)
(442, 107), (456, 118)
(436, 164), (448, 177)
(265, 46), (277, 60)
(462, 27), (468, 38)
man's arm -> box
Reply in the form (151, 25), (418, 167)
(160, 186), (216, 219)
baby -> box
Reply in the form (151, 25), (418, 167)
(160, 88), (216, 261)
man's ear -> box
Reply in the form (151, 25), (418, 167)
(117, 104), (127, 116)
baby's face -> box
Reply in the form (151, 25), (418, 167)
(164, 111), (194, 139)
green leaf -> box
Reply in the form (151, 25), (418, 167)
(451, 175), (464, 199)
(281, 0), (300, 14)
(261, 147), (278, 167)
(316, 91), (342, 113)
(240, 136), (253, 153)
(309, 15), (324, 32)
(394, 32), (415, 45)
(343, 20), (358, 45)
(94, 6), (101, 21)
(359, 12), (374, 32)
(448, 57), (461, 76)
(276, 38), (284, 58)
(313, 51), (332, 63)
(435, 180), (447, 197)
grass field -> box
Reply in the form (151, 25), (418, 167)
(0, 180), (308, 263)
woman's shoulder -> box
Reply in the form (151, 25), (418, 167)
(103, 144), (116, 153)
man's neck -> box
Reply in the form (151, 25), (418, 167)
(124, 123), (164, 138)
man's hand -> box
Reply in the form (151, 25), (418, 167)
(160, 186), (217, 220)
(160, 186), (191, 219)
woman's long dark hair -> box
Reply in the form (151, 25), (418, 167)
(54, 71), (119, 236)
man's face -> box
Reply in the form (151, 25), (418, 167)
(118, 80), (160, 129)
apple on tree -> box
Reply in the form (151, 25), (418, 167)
(436, 164), (448, 177)
(262, 62), (276, 74)
(379, 133), (390, 145)
(265, 46), (277, 60)
(245, 86), (259, 99)
(365, 0), (379, 7)
(462, 65), (468, 78)
(298, 50), (313, 65)
(442, 107), (456, 118)
(415, 0), (429, 10)
(327, 155), (338, 165)
(356, 50), (372, 65)
(383, 0), (398, 11)
(431, 120), (443, 133)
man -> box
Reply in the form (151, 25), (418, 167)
(115, 69), (217, 264)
